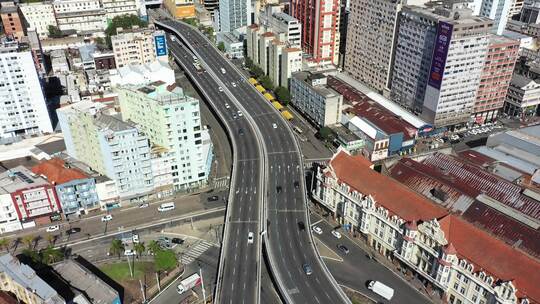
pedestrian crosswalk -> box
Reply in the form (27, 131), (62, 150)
(180, 241), (214, 265)
(304, 161), (328, 169)
(212, 177), (230, 189)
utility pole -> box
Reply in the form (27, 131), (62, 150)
(139, 279), (146, 302)
(199, 263), (206, 303)
(155, 272), (161, 291)
(127, 254), (133, 278)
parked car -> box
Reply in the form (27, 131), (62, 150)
(303, 264), (313, 275)
(247, 232), (254, 244)
(298, 221), (305, 231)
(124, 249), (135, 256)
(101, 214), (113, 222)
(66, 227), (81, 235)
(139, 203), (149, 208)
(337, 244), (349, 254)
(207, 195), (219, 202)
(331, 230), (342, 239)
(46, 225), (60, 232)
(171, 238), (184, 244)
(132, 234), (140, 243)
(312, 226), (323, 235)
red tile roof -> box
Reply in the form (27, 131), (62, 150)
(423, 153), (540, 220)
(439, 215), (540, 302)
(328, 150), (447, 222)
(32, 158), (88, 185)
(327, 76), (417, 140)
(391, 158), (540, 259)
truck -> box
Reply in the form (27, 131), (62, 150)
(176, 273), (201, 294)
(368, 280), (394, 300)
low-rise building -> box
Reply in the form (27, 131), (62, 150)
(216, 31), (244, 59)
(53, 0), (107, 35)
(32, 158), (100, 216)
(163, 0), (196, 19)
(111, 27), (168, 67)
(0, 254), (65, 304)
(0, 2), (24, 40)
(313, 149), (540, 304)
(19, 2), (57, 39)
(109, 60), (175, 87)
(289, 71), (342, 127)
(101, 0), (139, 20)
(504, 74), (540, 118)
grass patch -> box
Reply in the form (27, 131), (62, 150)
(155, 249), (177, 271)
(99, 261), (154, 281)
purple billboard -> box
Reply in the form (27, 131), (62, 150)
(427, 21), (453, 90)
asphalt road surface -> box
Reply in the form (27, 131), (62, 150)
(164, 34), (262, 304)
(310, 213), (433, 304)
(155, 16), (349, 304)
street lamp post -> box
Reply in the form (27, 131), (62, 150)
(199, 262), (206, 303)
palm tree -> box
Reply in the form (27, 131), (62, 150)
(109, 240), (124, 259)
(40, 246), (63, 265)
(147, 240), (161, 255)
(134, 242), (145, 258)
(22, 235), (35, 250)
(45, 234), (55, 246)
(0, 238), (9, 252)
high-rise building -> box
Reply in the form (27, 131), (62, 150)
(19, 2), (57, 39)
(115, 81), (212, 189)
(101, 0), (139, 20)
(0, 37), (53, 142)
(289, 0), (340, 66)
(111, 27), (168, 67)
(57, 101), (155, 201)
(391, 5), (493, 127)
(0, 2), (25, 40)
(471, 0), (513, 34)
(53, 0), (107, 34)
(219, 0), (251, 32)
(258, 5), (301, 48)
(473, 35), (519, 124)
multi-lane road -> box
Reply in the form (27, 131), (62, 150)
(155, 15), (349, 304)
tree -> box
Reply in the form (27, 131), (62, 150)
(183, 18), (198, 27)
(104, 14), (147, 48)
(21, 249), (40, 264)
(318, 126), (334, 141)
(134, 242), (145, 258)
(251, 66), (264, 79)
(244, 57), (254, 70)
(40, 246), (63, 265)
(217, 41), (225, 52)
(47, 25), (63, 38)
(259, 75), (274, 91)
(45, 234), (55, 246)
(147, 240), (161, 255)
(274, 86), (291, 105)
(22, 235), (35, 250)
(0, 238), (9, 252)
(109, 239), (125, 259)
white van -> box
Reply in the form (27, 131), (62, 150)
(158, 202), (175, 212)
(368, 280), (394, 300)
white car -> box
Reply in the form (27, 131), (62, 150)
(331, 230), (342, 239)
(124, 249), (135, 256)
(232, 82), (237, 87)
(101, 214), (113, 222)
(132, 234), (140, 243)
(248, 232), (254, 244)
(272, 123), (277, 129)
(139, 203), (149, 208)
(237, 111), (243, 117)
(218, 86), (223, 92)
(312, 226), (323, 235)
(46, 225), (60, 232)
(225, 103), (230, 109)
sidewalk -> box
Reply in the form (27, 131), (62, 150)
(309, 204), (443, 304)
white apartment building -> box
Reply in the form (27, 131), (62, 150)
(290, 71), (343, 127)
(258, 5), (301, 49)
(115, 82), (212, 189)
(57, 101), (155, 202)
(219, 0), (251, 32)
(391, 5), (493, 127)
(101, 0), (139, 20)
(472, 0), (512, 34)
(313, 149), (540, 304)
(0, 39), (53, 142)
(18, 2), (57, 39)
(53, 0), (107, 34)
(111, 27), (167, 67)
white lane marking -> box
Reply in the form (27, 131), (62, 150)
(311, 219), (323, 226)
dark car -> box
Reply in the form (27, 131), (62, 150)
(207, 195), (219, 202)
(238, 129), (244, 135)
(337, 244), (349, 254)
(303, 263), (313, 275)
(276, 186), (282, 193)
(171, 238), (184, 244)
(298, 221), (305, 231)
(66, 227), (81, 235)
(294, 181), (299, 189)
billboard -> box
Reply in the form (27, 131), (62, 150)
(154, 34), (168, 57)
(427, 21), (453, 90)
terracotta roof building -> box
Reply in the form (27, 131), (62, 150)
(32, 158), (99, 215)
(313, 149), (540, 304)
